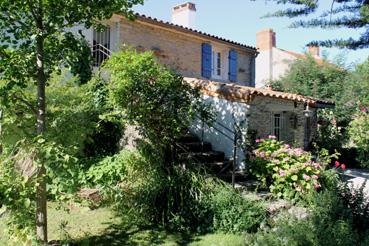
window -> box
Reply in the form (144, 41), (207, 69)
(93, 27), (111, 66)
(273, 114), (281, 141)
(212, 51), (221, 77)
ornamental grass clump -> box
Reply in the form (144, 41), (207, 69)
(249, 136), (325, 199)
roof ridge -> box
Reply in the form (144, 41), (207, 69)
(133, 13), (257, 52)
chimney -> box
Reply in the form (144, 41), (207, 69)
(256, 28), (276, 51)
(308, 45), (320, 57)
(172, 2), (196, 29)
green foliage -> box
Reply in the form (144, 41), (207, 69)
(314, 110), (344, 151)
(0, 156), (37, 245)
(348, 113), (369, 168)
(104, 48), (212, 152)
(87, 147), (265, 234)
(246, 172), (369, 246)
(262, 0), (369, 49)
(86, 150), (130, 188)
(270, 56), (369, 153)
(210, 185), (266, 233)
(0, 72), (117, 157)
(248, 136), (334, 200)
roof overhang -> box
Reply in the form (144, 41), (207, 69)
(183, 77), (335, 108)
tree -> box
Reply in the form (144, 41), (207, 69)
(261, 0), (369, 49)
(270, 56), (350, 123)
(0, 0), (143, 242)
(104, 49), (213, 170)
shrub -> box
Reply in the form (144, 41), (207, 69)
(104, 48), (213, 168)
(89, 147), (266, 234)
(246, 172), (369, 246)
(86, 150), (131, 188)
(210, 185), (266, 233)
(248, 136), (330, 200)
(245, 188), (358, 246)
(348, 112), (369, 168)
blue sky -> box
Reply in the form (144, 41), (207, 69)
(134, 0), (369, 66)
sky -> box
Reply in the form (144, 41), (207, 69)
(134, 0), (369, 66)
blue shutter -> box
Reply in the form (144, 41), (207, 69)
(202, 43), (212, 78)
(228, 50), (238, 82)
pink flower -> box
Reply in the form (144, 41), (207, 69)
(312, 175), (319, 180)
(284, 144), (291, 149)
(255, 139), (261, 143)
(314, 183), (321, 190)
(303, 174), (311, 181)
(259, 151), (266, 158)
(268, 135), (276, 139)
(335, 161), (340, 168)
(341, 164), (346, 170)
(279, 170), (286, 177)
(312, 162), (321, 169)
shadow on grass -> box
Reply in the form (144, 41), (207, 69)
(70, 222), (199, 246)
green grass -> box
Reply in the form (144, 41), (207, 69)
(0, 203), (245, 245)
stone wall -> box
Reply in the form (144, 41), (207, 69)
(117, 17), (255, 86)
(248, 96), (317, 147)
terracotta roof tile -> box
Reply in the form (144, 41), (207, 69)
(133, 13), (257, 52)
(183, 77), (335, 108)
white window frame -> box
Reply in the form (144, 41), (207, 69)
(271, 112), (286, 141)
(212, 50), (222, 79)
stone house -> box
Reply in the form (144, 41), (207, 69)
(255, 28), (324, 88)
(74, 2), (334, 166)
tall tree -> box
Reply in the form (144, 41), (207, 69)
(0, 0), (143, 242)
(260, 0), (369, 49)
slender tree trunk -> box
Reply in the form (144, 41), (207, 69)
(35, 33), (48, 243)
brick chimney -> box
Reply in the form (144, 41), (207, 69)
(308, 45), (320, 57)
(172, 2), (196, 29)
(256, 28), (276, 51)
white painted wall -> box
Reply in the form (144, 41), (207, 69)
(190, 95), (250, 168)
(255, 47), (298, 88)
(172, 9), (196, 29)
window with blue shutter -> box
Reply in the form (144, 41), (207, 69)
(228, 49), (238, 82)
(202, 43), (212, 79)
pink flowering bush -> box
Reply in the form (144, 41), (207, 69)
(248, 136), (327, 199)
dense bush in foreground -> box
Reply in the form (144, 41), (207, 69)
(246, 172), (369, 246)
(87, 148), (266, 234)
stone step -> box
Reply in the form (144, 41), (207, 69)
(177, 141), (212, 153)
(177, 134), (200, 143)
(180, 150), (225, 163)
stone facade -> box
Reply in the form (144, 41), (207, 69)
(114, 16), (256, 86)
(248, 96), (317, 147)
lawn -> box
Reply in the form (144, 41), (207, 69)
(0, 203), (244, 246)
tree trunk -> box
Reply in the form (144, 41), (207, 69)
(35, 33), (48, 243)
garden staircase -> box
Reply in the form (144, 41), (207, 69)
(176, 133), (246, 182)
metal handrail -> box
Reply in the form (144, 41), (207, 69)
(195, 115), (235, 142)
(92, 44), (112, 56)
(92, 44), (112, 67)
(195, 115), (241, 188)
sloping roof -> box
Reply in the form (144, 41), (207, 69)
(277, 48), (325, 65)
(132, 13), (257, 53)
(184, 77), (335, 108)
